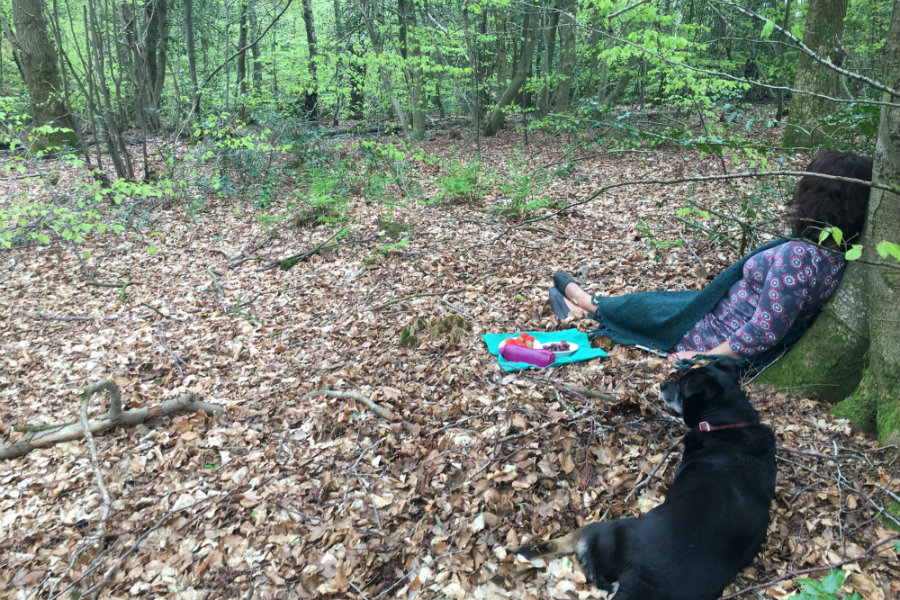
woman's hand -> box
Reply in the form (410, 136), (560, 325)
(667, 342), (741, 364)
(667, 350), (700, 364)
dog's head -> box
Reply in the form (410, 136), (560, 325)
(659, 358), (757, 427)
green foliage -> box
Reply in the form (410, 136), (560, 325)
(190, 113), (291, 206)
(638, 220), (682, 260)
(289, 165), (350, 228)
(399, 315), (472, 348)
(436, 160), (487, 204)
(791, 569), (861, 600)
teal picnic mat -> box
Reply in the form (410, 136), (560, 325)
(481, 328), (607, 372)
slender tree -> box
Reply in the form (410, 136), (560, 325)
(301, 0), (319, 116)
(184, 0), (200, 114)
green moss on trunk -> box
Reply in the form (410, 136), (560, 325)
(756, 310), (865, 401)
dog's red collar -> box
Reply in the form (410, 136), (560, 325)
(696, 421), (755, 432)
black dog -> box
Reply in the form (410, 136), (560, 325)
(509, 359), (776, 600)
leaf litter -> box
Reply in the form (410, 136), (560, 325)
(0, 129), (898, 599)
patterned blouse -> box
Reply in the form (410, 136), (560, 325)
(674, 240), (846, 358)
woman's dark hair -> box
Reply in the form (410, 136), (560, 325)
(789, 150), (873, 246)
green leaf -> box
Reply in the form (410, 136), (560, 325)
(761, 19), (775, 39)
(37, 234), (51, 244)
(818, 229), (831, 245)
(820, 569), (846, 593)
(147, 246), (157, 255)
(845, 245), (862, 260)
(876, 241), (900, 262)
(831, 227), (844, 246)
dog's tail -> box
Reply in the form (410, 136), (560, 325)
(507, 528), (584, 559)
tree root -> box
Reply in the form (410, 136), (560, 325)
(0, 380), (224, 460)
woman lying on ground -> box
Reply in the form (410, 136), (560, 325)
(549, 150), (873, 368)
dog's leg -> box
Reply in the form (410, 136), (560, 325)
(507, 528), (583, 559)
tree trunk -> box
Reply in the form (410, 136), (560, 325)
(483, 8), (537, 137)
(352, 0), (409, 137)
(761, 0), (900, 444)
(144, 0), (168, 114)
(184, 0), (200, 114)
(538, 6), (559, 118)
(301, 0), (318, 117)
(775, 0), (792, 122)
(398, 0), (425, 138)
(834, 0), (900, 444)
(153, 0), (168, 110)
(782, 0), (849, 147)
(11, 0), (79, 151)
(237, 1), (248, 97)
(554, 11), (575, 114)
(249, 0), (262, 92)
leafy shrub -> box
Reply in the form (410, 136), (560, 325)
(436, 160), (486, 204)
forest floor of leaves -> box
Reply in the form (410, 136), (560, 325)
(1, 126), (899, 600)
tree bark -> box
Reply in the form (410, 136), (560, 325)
(249, 0), (262, 92)
(761, 0), (900, 444)
(484, 8), (538, 137)
(834, 0), (900, 444)
(554, 11), (575, 114)
(398, 0), (425, 138)
(782, 0), (849, 147)
(538, 5), (559, 118)
(11, 0), (79, 151)
(184, 0), (200, 114)
(352, 0), (409, 137)
(301, 0), (318, 116)
(237, 1), (248, 97)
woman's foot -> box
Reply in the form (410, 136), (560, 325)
(553, 271), (599, 314)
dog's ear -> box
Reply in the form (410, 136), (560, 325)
(679, 369), (728, 427)
(709, 358), (742, 383)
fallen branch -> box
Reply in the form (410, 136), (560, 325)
(79, 382), (114, 539)
(0, 380), (223, 460)
(265, 227), (348, 271)
(301, 389), (399, 421)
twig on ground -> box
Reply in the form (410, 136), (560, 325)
(79, 381), (114, 538)
(156, 322), (185, 378)
(206, 269), (227, 311)
(139, 303), (173, 319)
(263, 227), (348, 271)
(662, 217), (705, 269)
(621, 435), (682, 505)
(721, 533), (900, 599)
(85, 280), (138, 299)
(350, 437), (387, 530)
(301, 389), (399, 421)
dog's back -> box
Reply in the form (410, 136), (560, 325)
(510, 360), (777, 600)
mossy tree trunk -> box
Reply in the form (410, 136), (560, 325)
(781, 0), (849, 147)
(762, 0), (900, 444)
(11, 0), (80, 151)
(834, 0), (900, 444)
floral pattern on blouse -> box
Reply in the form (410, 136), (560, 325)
(674, 240), (846, 358)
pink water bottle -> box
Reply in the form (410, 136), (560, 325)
(500, 344), (555, 367)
